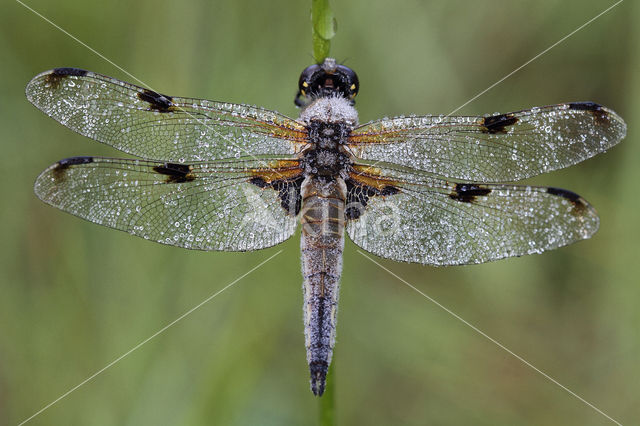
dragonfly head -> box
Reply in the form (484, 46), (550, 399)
(295, 58), (359, 107)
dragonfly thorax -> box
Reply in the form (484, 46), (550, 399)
(298, 95), (358, 179)
(307, 120), (349, 148)
(301, 120), (352, 178)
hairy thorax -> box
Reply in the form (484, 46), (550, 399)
(299, 96), (358, 180)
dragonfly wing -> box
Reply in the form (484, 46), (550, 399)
(345, 164), (599, 265)
(34, 156), (303, 251)
(349, 103), (626, 182)
(26, 68), (307, 161)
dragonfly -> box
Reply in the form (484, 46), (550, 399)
(27, 58), (626, 396)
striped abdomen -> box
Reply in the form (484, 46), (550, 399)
(300, 176), (346, 396)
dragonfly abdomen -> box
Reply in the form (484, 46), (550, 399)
(300, 176), (346, 396)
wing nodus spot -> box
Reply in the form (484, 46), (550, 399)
(481, 113), (519, 134)
(153, 162), (195, 183)
(449, 183), (492, 203)
(138, 89), (175, 112)
(52, 156), (94, 183)
(45, 68), (88, 89)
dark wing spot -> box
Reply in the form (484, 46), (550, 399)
(449, 183), (492, 203)
(567, 101), (609, 124)
(249, 176), (269, 188)
(481, 113), (519, 134)
(345, 179), (400, 220)
(58, 156), (94, 167)
(345, 180), (371, 220)
(138, 89), (174, 112)
(153, 162), (194, 183)
(547, 187), (588, 213)
(380, 185), (400, 196)
(275, 177), (303, 216)
(249, 175), (303, 216)
(52, 156), (93, 183)
(45, 68), (88, 89)
(50, 67), (88, 77)
(567, 101), (602, 112)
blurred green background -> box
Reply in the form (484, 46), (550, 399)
(1, 1), (638, 424)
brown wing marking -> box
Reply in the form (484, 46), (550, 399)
(348, 165), (401, 193)
(249, 160), (305, 216)
(248, 159), (303, 183)
(264, 121), (309, 143)
(345, 165), (401, 220)
(347, 127), (408, 145)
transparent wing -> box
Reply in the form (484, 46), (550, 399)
(346, 164), (599, 265)
(349, 103), (626, 182)
(26, 68), (307, 162)
(34, 156), (303, 251)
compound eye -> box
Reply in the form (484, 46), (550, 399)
(295, 64), (323, 106)
(298, 64), (321, 93)
(336, 64), (359, 99)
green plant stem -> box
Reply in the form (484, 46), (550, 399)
(311, 0), (336, 63)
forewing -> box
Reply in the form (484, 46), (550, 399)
(346, 164), (599, 265)
(26, 68), (307, 161)
(349, 103), (626, 182)
(34, 157), (302, 251)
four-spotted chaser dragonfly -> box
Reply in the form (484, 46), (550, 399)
(27, 58), (626, 396)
